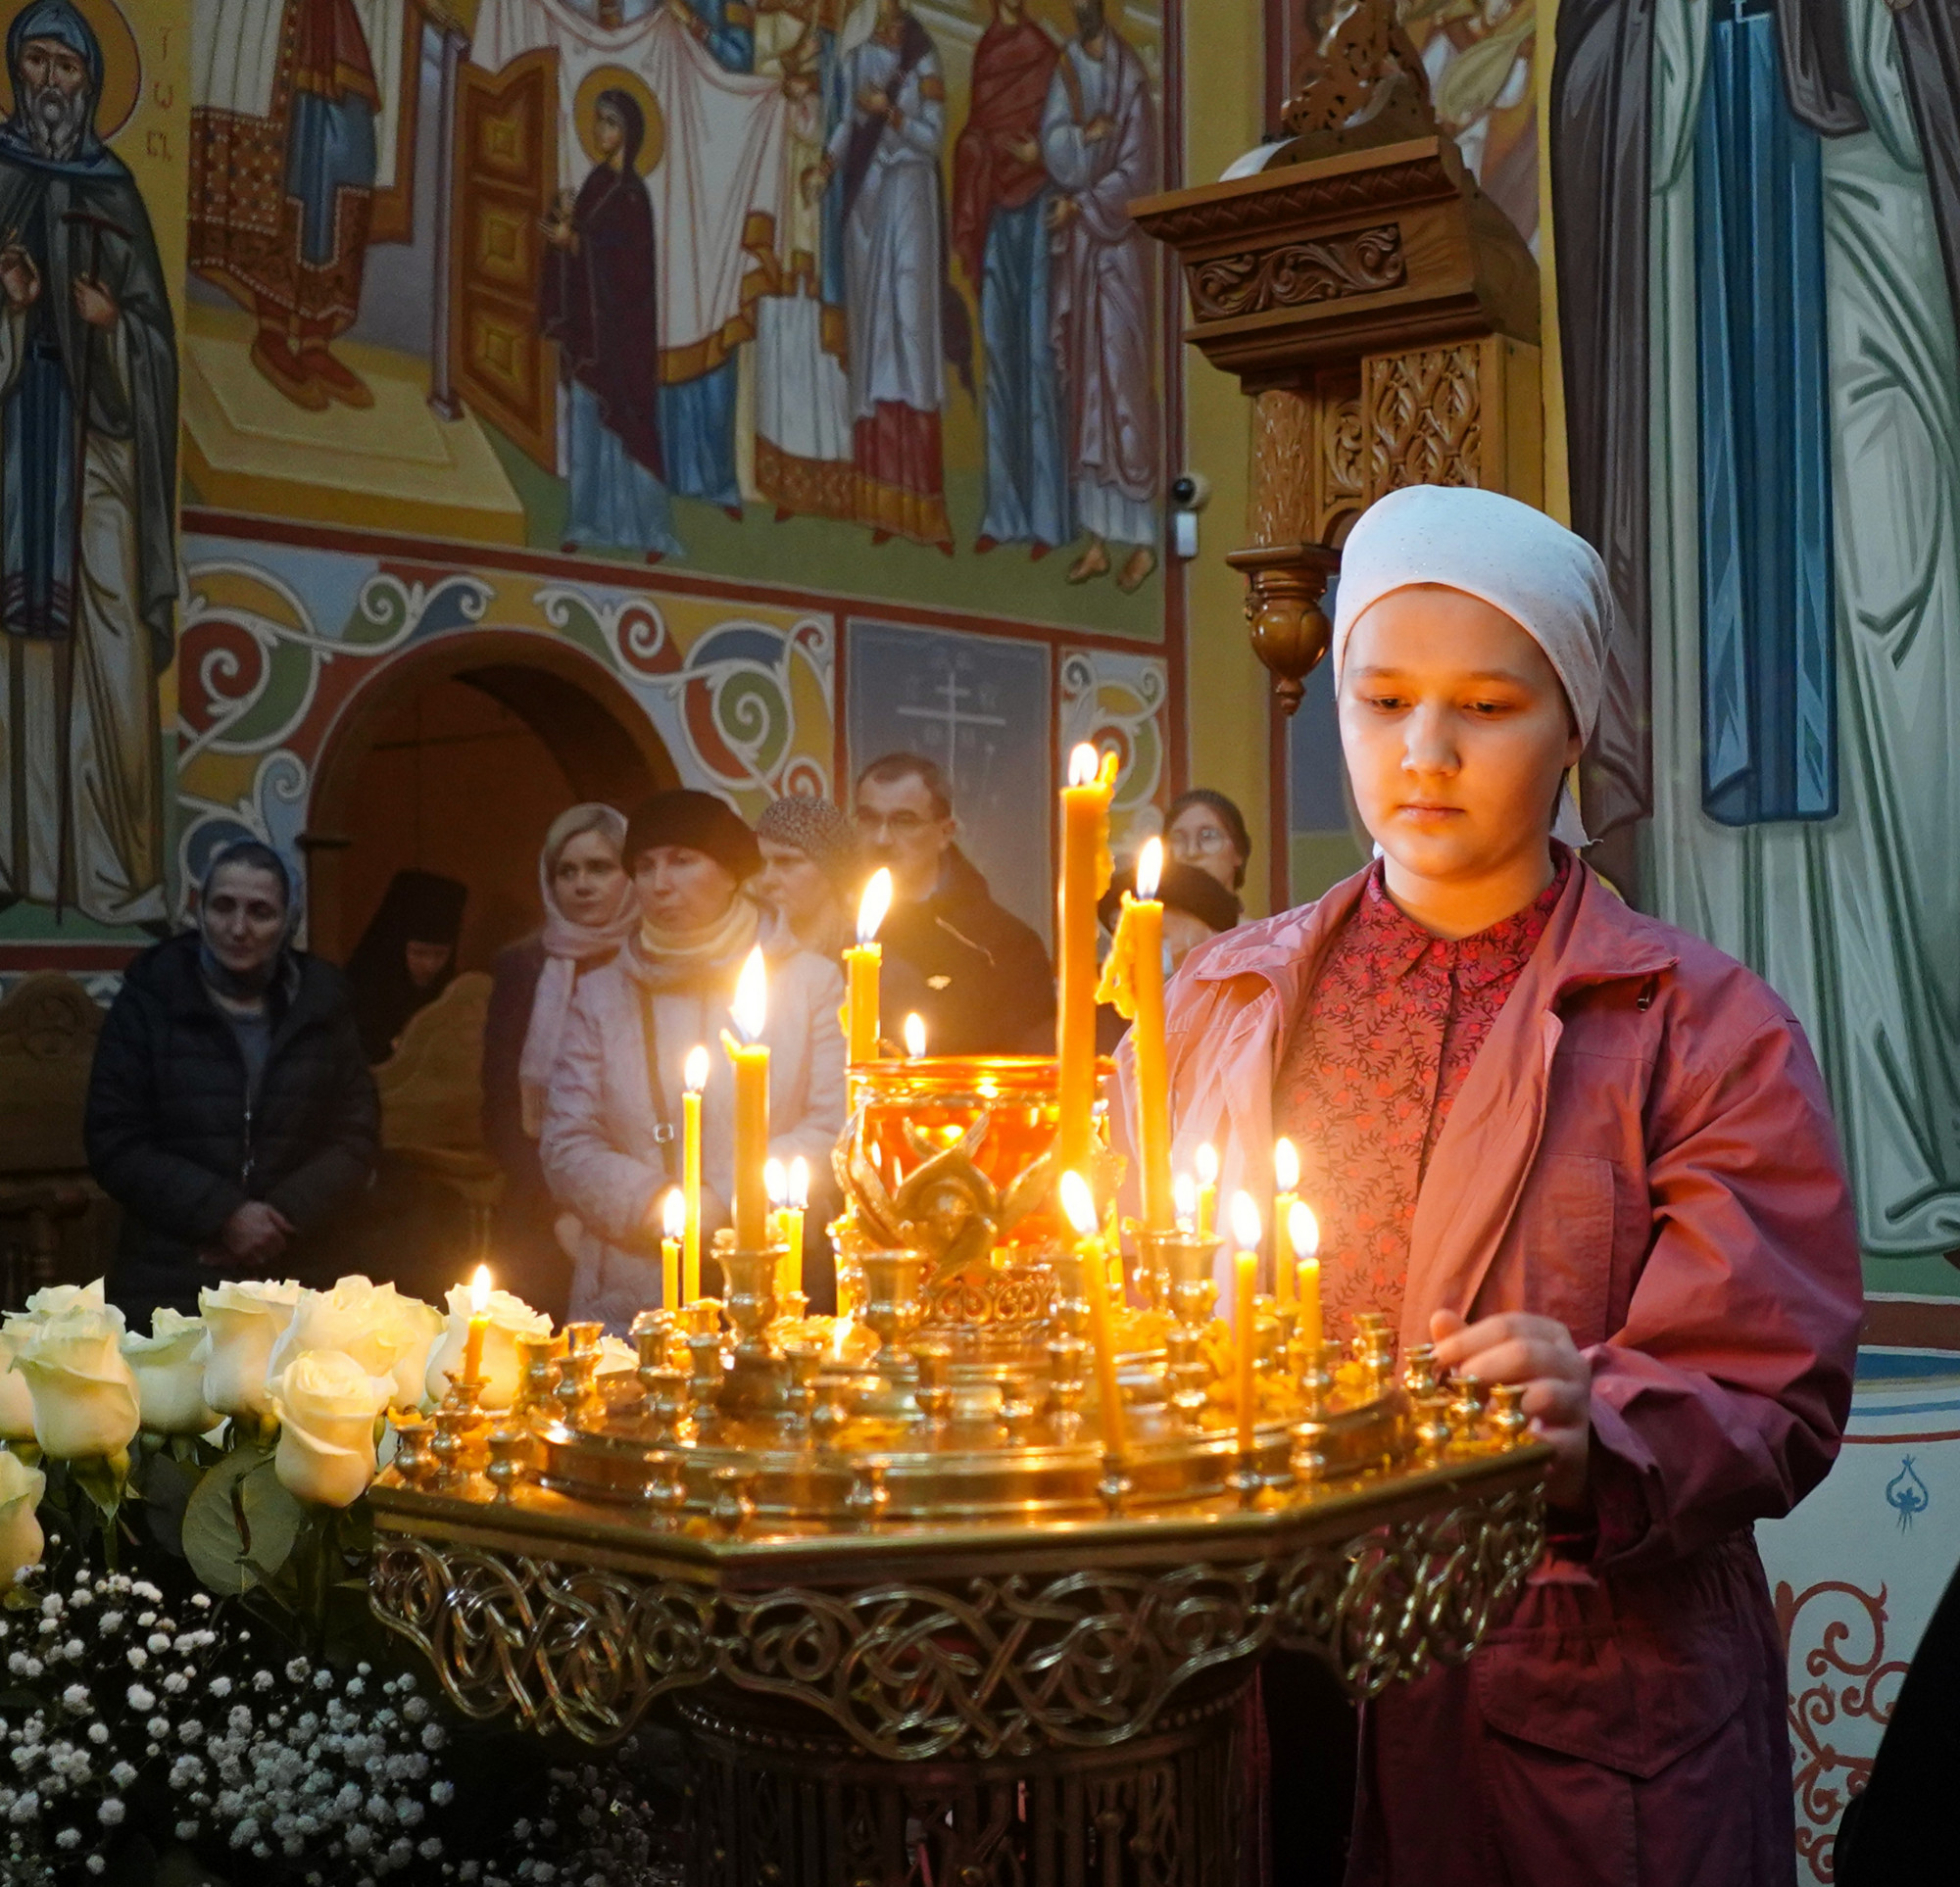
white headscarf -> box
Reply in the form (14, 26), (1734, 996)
(518, 804), (637, 1137)
(1330, 485), (1614, 847)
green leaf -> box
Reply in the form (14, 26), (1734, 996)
(238, 1460), (306, 1581)
(180, 1444), (279, 1596)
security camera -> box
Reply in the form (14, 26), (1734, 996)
(1168, 471), (1211, 510)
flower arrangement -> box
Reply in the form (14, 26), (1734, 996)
(0, 1276), (678, 1886)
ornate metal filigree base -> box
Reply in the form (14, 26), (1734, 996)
(677, 1678), (1250, 1887)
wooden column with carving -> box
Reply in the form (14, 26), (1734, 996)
(1134, 30), (1543, 712)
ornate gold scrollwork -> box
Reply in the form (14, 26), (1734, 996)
(370, 1482), (1545, 1760)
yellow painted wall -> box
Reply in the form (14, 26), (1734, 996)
(1178, 0), (1270, 914)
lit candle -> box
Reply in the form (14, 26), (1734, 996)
(1057, 744), (1118, 1182)
(1230, 1193), (1261, 1462)
(1195, 1141), (1219, 1241)
(661, 1187), (684, 1310)
(1272, 1137), (1299, 1305)
(1173, 1171), (1196, 1232)
(1060, 1171), (1129, 1462)
(682, 1044), (709, 1304)
(1291, 1200), (1322, 1359)
(723, 945), (771, 1252)
(765, 1157), (788, 1251)
(460, 1263), (491, 1385)
(1096, 837), (1173, 1231)
(847, 868), (892, 1064)
(785, 1156), (808, 1297)
(903, 1011), (926, 1060)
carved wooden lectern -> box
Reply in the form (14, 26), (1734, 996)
(1133, 13), (1542, 710)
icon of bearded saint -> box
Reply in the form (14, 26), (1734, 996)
(0, 0), (178, 928)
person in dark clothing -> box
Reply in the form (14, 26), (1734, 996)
(1835, 1553), (1960, 1884)
(343, 868), (467, 1064)
(84, 841), (378, 1331)
(852, 751), (1054, 1055)
(1094, 853), (1242, 1054)
(481, 804), (636, 1322)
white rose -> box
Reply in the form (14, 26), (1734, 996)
(15, 1307), (141, 1459)
(0, 1323), (38, 1442)
(122, 1310), (217, 1435)
(596, 1335), (637, 1377)
(266, 1278), (443, 1411)
(268, 1351), (390, 1508)
(22, 1279), (123, 1334)
(0, 1449), (45, 1586)
(199, 1280), (301, 1421)
(424, 1285), (552, 1412)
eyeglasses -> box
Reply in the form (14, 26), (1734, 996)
(1169, 824), (1233, 855)
(854, 810), (933, 836)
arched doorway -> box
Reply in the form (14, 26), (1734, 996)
(303, 633), (677, 967)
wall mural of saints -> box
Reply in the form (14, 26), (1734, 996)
(181, 0), (1168, 635)
(0, 0), (177, 930)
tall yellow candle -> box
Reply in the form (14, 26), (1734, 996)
(764, 1158), (788, 1276)
(1195, 1141), (1219, 1241)
(660, 1187), (684, 1310)
(784, 1156), (808, 1297)
(725, 945), (771, 1251)
(1230, 1193), (1261, 1461)
(1061, 1173), (1128, 1461)
(1094, 837), (1173, 1232)
(460, 1263), (491, 1385)
(1291, 1200), (1322, 1359)
(682, 1045), (709, 1304)
(846, 868), (891, 1064)
(1272, 1137), (1299, 1304)
(1057, 744), (1117, 1183)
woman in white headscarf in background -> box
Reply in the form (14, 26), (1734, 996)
(481, 804), (638, 1321)
(1119, 486), (1861, 1887)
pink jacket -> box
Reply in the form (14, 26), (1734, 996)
(1127, 861), (1863, 1886)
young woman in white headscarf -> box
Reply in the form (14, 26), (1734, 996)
(481, 804), (639, 1320)
(1119, 486), (1862, 1887)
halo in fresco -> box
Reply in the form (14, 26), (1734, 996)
(0, 0), (140, 141)
(574, 64), (664, 177)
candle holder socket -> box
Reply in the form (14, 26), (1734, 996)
(391, 1415), (436, 1490)
(845, 1460), (890, 1528)
(710, 1464), (757, 1538)
(1488, 1381), (1529, 1446)
(486, 1427), (533, 1500)
(512, 1333), (564, 1425)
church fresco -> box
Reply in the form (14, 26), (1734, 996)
(181, 0), (1173, 639)
(0, 0), (184, 938)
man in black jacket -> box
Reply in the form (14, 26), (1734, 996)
(84, 842), (378, 1330)
(853, 752), (1055, 1055)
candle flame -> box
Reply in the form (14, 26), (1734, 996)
(1229, 1190), (1261, 1253)
(1172, 1172), (1197, 1224)
(903, 1012), (926, 1058)
(1289, 1200), (1320, 1261)
(1067, 742), (1101, 788)
(1196, 1141), (1219, 1185)
(662, 1187), (686, 1240)
(1136, 835), (1164, 900)
(1058, 1170), (1099, 1239)
(731, 945), (768, 1040)
(469, 1263), (491, 1316)
(683, 1043), (710, 1093)
(1273, 1136), (1299, 1193)
(857, 867), (893, 944)
(765, 1157), (787, 1208)
(788, 1155), (809, 1209)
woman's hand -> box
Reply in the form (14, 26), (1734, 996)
(218, 1200), (294, 1267)
(1431, 1308), (1592, 1505)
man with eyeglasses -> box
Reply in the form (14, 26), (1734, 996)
(853, 752), (1056, 1055)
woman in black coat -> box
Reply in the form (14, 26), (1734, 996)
(85, 842), (378, 1331)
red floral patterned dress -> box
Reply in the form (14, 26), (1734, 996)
(1272, 853), (1569, 1341)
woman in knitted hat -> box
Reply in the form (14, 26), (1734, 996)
(754, 796), (861, 965)
(1121, 486), (1861, 1887)
(540, 790), (847, 1331)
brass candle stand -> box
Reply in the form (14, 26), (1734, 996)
(371, 1055), (1548, 1886)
